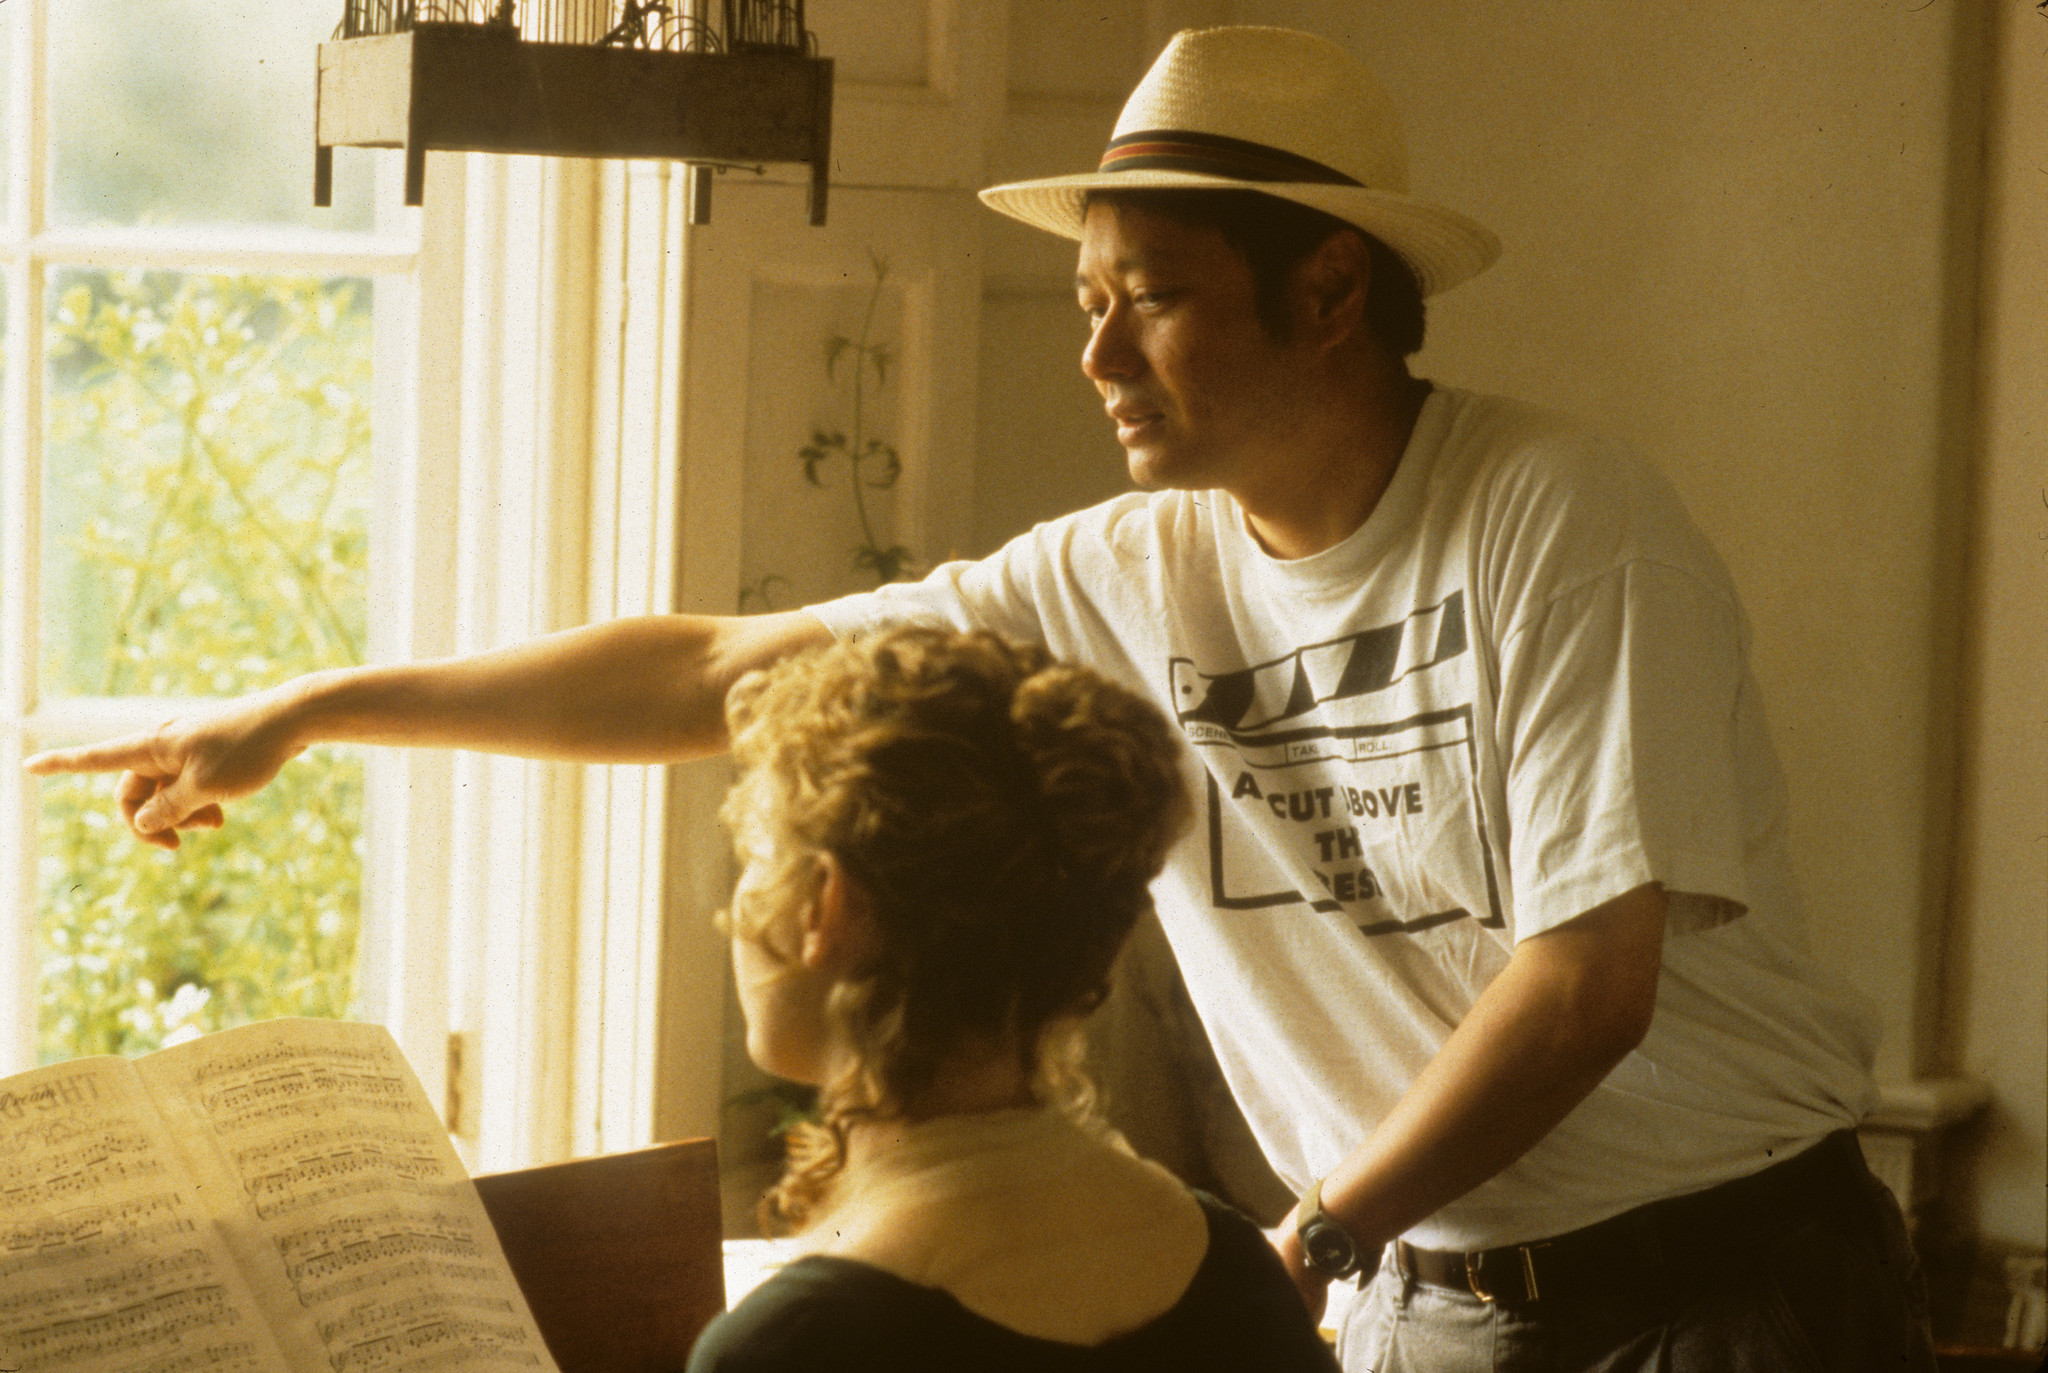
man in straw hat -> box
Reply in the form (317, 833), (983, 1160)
(30, 25), (1932, 1373)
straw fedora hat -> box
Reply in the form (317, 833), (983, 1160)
(979, 26), (1499, 298)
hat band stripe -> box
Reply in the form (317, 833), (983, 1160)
(1098, 129), (1361, 187)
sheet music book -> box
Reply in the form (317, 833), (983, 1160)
(0, 1018), (561, 1373)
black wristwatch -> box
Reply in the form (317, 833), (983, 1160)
(1295, 1176), (1364, 1279)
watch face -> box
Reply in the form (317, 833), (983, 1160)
(1302, 1221), (1357, 1274)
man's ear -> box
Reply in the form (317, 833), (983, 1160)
(1294, 229), (1370, 350)
(800, 852), (873, 972)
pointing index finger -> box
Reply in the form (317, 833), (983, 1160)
(21, 734), (167, 777)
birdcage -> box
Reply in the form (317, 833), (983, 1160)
(315, 0), (830, 223)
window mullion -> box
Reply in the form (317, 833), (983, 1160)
(1, 0), (48, 1072)
(358, 148), (462, 1129)
(453, 154), (600, 1174)
(26, 227), (417, 278)
(578, 159), (695, 1159)
(0, 252), (39, 1072)
(13, 0), (44, 243)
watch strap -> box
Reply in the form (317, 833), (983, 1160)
(1302, 1176), (1326, 1224)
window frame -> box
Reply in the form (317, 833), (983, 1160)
(0, 0), (447, 1100)
(0, 0), (713, 1175)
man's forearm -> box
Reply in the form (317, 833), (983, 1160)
(286, 610), (831, 763)
(1282, 883), (1666, 1293)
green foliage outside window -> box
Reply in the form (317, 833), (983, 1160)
(34, 270), (372, 1063)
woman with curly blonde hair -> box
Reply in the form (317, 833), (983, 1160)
(686, 627), (1338, 1372)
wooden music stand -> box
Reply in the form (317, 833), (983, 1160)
(474, 1138), (726, 1373)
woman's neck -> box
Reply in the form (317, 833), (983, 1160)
(840, 1043), (1039, 1171)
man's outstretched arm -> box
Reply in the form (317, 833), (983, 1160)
(23, 610), (833, 850)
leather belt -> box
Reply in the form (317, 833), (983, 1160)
(1391, 1130), (1870, 1307)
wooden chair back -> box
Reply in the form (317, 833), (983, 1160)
(475, 1138), (725, 1373)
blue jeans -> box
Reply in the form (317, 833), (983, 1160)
(1335, 1154), (1936, 1372)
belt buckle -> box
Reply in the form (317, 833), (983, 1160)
(1466, 1244), (1546, 1304)
(1463, 1251), (1495, 1302)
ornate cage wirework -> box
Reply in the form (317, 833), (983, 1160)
(335, 1), (813, 55)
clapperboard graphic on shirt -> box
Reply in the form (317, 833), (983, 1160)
(1170, 591), (1506, 935)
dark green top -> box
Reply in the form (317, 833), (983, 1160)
(686, 1192), (1340, 1373)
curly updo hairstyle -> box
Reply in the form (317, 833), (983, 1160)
(720, 627), (1191, 1233)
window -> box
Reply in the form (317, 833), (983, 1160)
(1, 1), (747, 1175)
(0, 1), (435, 1072)
(0, 0), (696, 1174)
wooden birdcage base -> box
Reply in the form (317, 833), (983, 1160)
(315, 24), (831, 223)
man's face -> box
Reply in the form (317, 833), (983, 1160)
(1075, 199), (1312, 495)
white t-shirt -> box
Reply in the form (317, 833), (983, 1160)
(810, 386), (1878, 1250)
